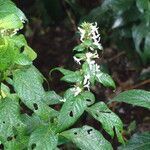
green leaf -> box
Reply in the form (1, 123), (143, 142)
(0, 14), (23, 31)
(0, 0), (27, 31)
(21, 114), (44, 134)
(28, 126), (58, 150)
(0, 83), (10, 99)
(4, 135), (29, 150)
(96, 71), (116, 88)
(51, 67), (74, 76)
(0, 37), (20, 71)
(144, 33), (150, 61)
(87, 102), (124, 143)
(0, 98), (25, 143)
(73, 44), (85, 52)
(80, 91), (95, 106)
(61, 125), (113, 150)
(13, 66), (59, 121)
(11, 35), (37, 61)
(23, 45), (37, 61)
(15, 53), (32, 66)
(119, 132), (150, 150)
(13, 66), (45, 110)
(56, 93), (87, 132)
(43, 91), (63, 105)
(61, 71), (83, 83)
(132, 24), (149, 62)
(112, 90), (150, 109)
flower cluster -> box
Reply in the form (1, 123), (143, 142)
(78, 22), (103, 51)
(73, 22), (103, 96)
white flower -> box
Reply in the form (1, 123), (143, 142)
(59, 98), (66, 102)
(73, 56), (81, 65)
(83, 74), (90, 85)
(88, 60), (96, 70)
(83, 80), (90, 90)
(95, 63), (100, 72)
(71, 86), (82, 96)
(78, 27), (85, 42)
(91, 22), (103, 50)
(83, 74), (91, 90)
(86, 51), (99, 63)
(78, 22), (103, 50)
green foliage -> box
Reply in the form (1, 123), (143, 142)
(87, 102), (124, 143)
(61, 125), (113, 150)
(119, 132), (150, 150)
(0, 1), (149, 149)
(78, 0), (150, 64)
(28, 125), (58, 150)
(112, 90), (150, 109)
(0, 98), (25, 143)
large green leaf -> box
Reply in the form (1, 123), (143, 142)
(13, 66), (58, 121)
(13, 66), (45, 110)
(0, 98), (25, 143)
(112, 90), (150, 109)
(119, 132), (150, 150)
(56, 94), (87, 132)
(87, 102), (124, 143)
(61, 125), (113, 150)
(28, 125), (58, 150)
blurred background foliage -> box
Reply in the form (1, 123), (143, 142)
(12, 0), (150, 98)
(14, 0), (150, 65)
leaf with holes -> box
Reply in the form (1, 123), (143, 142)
(4, 135), (29, 150)
(119, 132), (150, 150)
(112, 90), (150, 109)
(61, 125), (113, 150)
(11, 34), (37, 61)
(13, 66), (45, 110)
(56, 94), (87, 132)
(80, 91), (95, 106)
(87, 102), (124, 143)
(0, 98), (25, 143)
(28, 125), (58, 150)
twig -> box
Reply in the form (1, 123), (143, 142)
(125, 79), (150, 90)
(108, 51), (125, 62)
